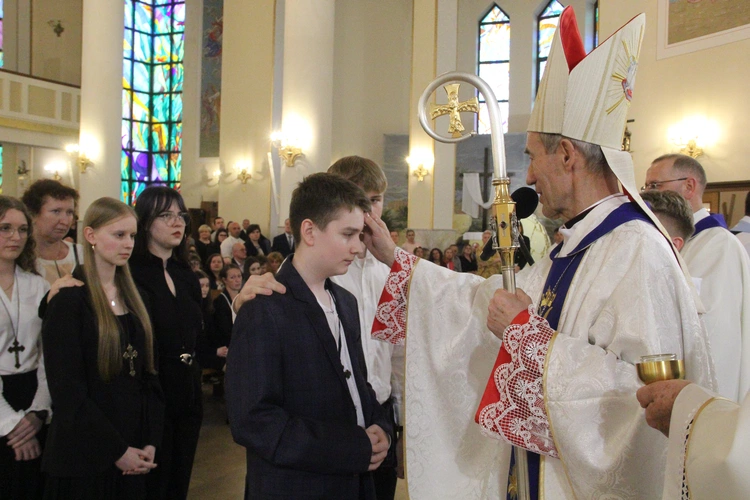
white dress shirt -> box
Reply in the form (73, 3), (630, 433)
(220, 235), (244, 258)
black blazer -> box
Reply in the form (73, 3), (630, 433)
(41, 285), (164, 477)
(226, 256), (391, 500)
(245, 237), (271, 257)
(271, 233), (294, 257)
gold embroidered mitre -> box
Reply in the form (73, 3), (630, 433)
(528, 7), (645, 195)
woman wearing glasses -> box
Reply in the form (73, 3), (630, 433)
(129, 187), (203, 500)
(0, 196), (51, 499)
(42, 197), (163, 499)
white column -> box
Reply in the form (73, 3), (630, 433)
(77, 0), (123, 214)
(278, 0), (335, 222)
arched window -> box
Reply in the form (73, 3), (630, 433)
(122, 0), (186, 205)
(477, 4), (510, 134)
(536, 0), (564, 93)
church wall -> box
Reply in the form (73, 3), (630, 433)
(30, 0), (82, 86)
(602, 0), (750, 185)
(331, 0), (413, 167)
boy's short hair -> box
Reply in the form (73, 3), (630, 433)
(290, 173), (372, 243)
(640, 190), (695, 241)
(328, 156), (387, 194)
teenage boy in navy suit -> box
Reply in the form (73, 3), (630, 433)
(227, 173), (391, 500)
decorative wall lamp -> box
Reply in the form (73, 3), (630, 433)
(44, 162), (65, 181)
(233, 161), (253, 184)
(668, 117), (719, 159)
(270, 129), (306, 167)
(406, 150), (434, 182)
(48, 20), (64, 37)
(16, 160), (29, 177)
(65, 144), (93, 173)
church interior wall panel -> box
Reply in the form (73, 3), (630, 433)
(27, 84), (55, 118)
(30, 0), (82, 86)
(602, 0), (750, 185)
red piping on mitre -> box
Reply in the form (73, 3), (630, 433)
(559, 6), (586, 72)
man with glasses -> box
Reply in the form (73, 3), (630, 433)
(645, 153), (750, 402)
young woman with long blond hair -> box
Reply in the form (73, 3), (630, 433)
(42, 197), (164, 499)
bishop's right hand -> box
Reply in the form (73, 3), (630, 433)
(362, 212), (396, 268)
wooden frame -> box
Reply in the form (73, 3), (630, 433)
(703, 180), (750, 228)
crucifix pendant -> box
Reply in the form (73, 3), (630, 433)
(8, 339), (25, 369)
(123, 344), (138, 377)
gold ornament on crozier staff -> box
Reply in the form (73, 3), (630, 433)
(430, 83), (479, 138)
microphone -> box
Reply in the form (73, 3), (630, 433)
(479, 187), (539, 261)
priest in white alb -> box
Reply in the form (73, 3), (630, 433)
(362, 7), (716, 500)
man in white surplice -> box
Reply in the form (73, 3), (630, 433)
(362, 7), (716, 500)
(645, 154), (750, 402)
(637, 380), (750, 499)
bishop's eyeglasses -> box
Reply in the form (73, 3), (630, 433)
(640, 177), (688, 192)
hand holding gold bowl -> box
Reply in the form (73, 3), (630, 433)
(636, 354), (685, 385)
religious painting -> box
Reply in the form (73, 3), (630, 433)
(199, 0), (223, 158)
(657, 0), (750, 59)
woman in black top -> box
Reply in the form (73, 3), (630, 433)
(42, 197), (164, 499)
(203, 253), (224, 292)
(458, 243), (478, 273)
(244, 224), (271, 257)
(206, 228), (227, 258)
(129, 187), (203, 500)
(211, 264), (242, 368)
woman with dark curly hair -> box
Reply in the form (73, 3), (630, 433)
(128, 186), (203, 500)
(0, 196), (51, 499)
(429, 247), (445, 267)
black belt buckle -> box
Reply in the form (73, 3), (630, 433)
(179, 353), (194, 366)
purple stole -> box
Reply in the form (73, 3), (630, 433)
(507, 202), (653, 500)
(692, 212), (728, 238)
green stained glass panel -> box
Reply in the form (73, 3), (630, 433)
(152, 64), (169, 93)
(154, 154), (169, 181)
(132, 62), (150, 92)
(170, 153), (181, 181)
(154, 6), (171, 34)
(151, 123), (168, 152)
(133, 122), (150, 150)
(121, 151), (132, 178)
(479, 21), (510, 62)
(152, 93), (169, 122)
(134, 2), (151, 31)
(171, 93), (182, 122)
(170, 123), (182, 151)
(132, 92), (150, 121)
(170, 64), (183, 92)
(134, 31), (151, 63)
(133, 182), (146, 205)
(124, 1), (133, 28)
(121, 181), (130, 204)
(154, 35), (170, 63)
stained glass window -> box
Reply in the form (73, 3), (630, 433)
(477, 4), (510, 134)
(594, 1), (599, 48)
(537, 0), (564, 93)
(122, 0), (185, 205)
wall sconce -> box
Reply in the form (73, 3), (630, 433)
(270, 131), (305, 167)
(44, 162), (64, 181)
(65, 143), (93, 173)
(406, 150), (434, 182)
(233, 161), (253, 185)
(16, 160), (29, 177)
(205, 167), (222, 187)
(668, 117), (719, 159)
(48, 20), (64, 37)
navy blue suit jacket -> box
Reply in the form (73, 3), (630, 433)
(226, 256), (390, 499)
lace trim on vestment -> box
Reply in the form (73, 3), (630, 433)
(371, 248), (417, 345)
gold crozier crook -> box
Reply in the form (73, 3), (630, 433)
(429, 83), (479, 138)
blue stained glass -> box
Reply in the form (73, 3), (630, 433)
(121, 151), (132, 178)
(133, 122), (150, 150)
(154, 6), (171, 34)
(170, 123), (182, 151)
(123, 28), (133, 59)
(122, 91), (132, 120)
(134, 2), (151, 32)
(154, 35), (171, 63)
(482, 6), (508, 24)
(541, 0), (565, 18)
(538, 18), (559, 59)
(132, 62), (149, 92)
(152, 93), (170, 122)
(172, 3), (185, 32)
(154, 154), (169, 181)
(122, 119), (131, 148)
(122, 60), (132, 89)
(171, 93), (182, 122)
(170, 153), (181, 181)
(121, 181), (130, 204)
(479, 21), (510, 62)
(124, 0), (133, 28)
(170, 64), (183, 92)
(132, 182), (147, 205)
(132, 91), (150, 121)
(151, 123), (168, 152)
(134, 31), (151, 62)
(171, 35), (184, 61)
(152, 64), (169, 93)
(133, 152), (150, 180)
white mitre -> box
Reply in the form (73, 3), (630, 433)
(528, 6), (644, 196)
(528, 7), (714, 385)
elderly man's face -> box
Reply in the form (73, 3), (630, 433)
(228, 222), (241, 237)
(644, 159), (689, 198)
(232, 243), (246, 260)
(525, 132), (570, 220)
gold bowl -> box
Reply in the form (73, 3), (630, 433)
(636, 355), (685, 385)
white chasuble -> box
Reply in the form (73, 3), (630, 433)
(372, 196), (715, 499)
(681, 212), (750, 402)
(664, 384), (750, 499)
